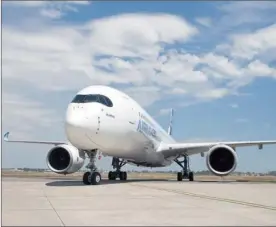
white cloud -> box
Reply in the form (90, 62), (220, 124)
(2, 26), (93, 91)
(245, 60), (276, 78)
(218, 2), (276, 28)
(219, 2), (276, 13)
(40, 8), (63, 19)
(2, 8), (276, 129)
(5, 1), (47, 7)
(210, 22), (276, 90)
(85, 13), (198, 59)
(154, 50), (207, 86)
(230, 103), (239, 109)
(195, 88), (230, 100)
(169, 88), (187, 95)
(159, 108), (172, 116)
(201, 53), (242, 78)
(5, 1), (90, 7)
(4, 1), (90, 19)
(195, 17), (212, 27)
(123, 86), (162, 107)
(2, 92), (62, 139)
(225, 24), (276, 60)
(2, 13), (199, 93)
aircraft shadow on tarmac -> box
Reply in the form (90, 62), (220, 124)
(45, 178), (238, 187)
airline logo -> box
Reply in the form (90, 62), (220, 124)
(137, 118), (156, 138)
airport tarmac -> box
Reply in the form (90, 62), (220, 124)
(2, 176), (276, 226)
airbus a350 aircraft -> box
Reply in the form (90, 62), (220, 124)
(4, 85), (276, 185)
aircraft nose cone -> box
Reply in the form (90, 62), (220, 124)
(64, 104), (99, 150)
(65, 105), (85, 128)
(65, 105), (89, 146)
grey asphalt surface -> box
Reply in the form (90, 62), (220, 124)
(2, 176), (276, 226)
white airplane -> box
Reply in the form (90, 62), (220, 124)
(3, 85), (276, 185)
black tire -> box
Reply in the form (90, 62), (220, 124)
(91, 172), (101, 185)
(188, 172), (194, 181)
(108, 171), (112, 180)
(123, 172), (127, 181)
(83, 172), (91, 185)
(177, 172), (183, 181)
(119, 171), (125, 180)
(109, 171), (116, 180)
(119, 171), (127, 181)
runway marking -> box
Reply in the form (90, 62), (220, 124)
(43, 190), (65, 226)
(131, 184), (276, 211)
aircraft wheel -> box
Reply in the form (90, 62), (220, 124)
(188, 172), (194, 181)
(123, 172), (127, 180)
(90, 172), (101, 185)
(109, 171), (116, 180)
(177, 172), (183, 181)
(83, 172), (91, 185)
(108, 171), (112, 180)
(120, 171), (127, 181)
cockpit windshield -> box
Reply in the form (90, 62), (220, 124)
(71, 94), (113, 107)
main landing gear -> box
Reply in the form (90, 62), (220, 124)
(174, 155), (194, 182)
(108, 157), (127, 181)
(83, 150), (102, 185)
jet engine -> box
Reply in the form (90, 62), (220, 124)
(206, 144), (238, 176)
(46, 144), (85, 174)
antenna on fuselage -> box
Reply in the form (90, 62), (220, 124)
(167, 108), (174, 136)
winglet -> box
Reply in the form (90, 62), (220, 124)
(167, 109), (174, 136)
(4, 132), (10, 142)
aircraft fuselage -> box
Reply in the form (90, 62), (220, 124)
(65, 85), (174, 167)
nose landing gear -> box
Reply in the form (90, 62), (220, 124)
(83, 150), (102, 185)
(174, 155), (194, 182)
(108, 157), (127, 181)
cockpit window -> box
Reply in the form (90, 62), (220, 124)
(98, 95), (107, 106)
(101, 95), (113, 107)
(83, 95), (99, 103)
(71, 94), (113, 107)
(71, 95), (86, 103)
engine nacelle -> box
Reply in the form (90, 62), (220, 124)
(46, 144), (85, 174)
(206, 144), (238, 176)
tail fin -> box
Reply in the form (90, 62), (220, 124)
(167, 108), (174, 136)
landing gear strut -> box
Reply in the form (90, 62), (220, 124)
(108, 157), (127, 181)
(174, 155), (194, 182)
(82, 150), (102, 185)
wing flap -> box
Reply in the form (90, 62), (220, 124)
(3, 132), (66, 146)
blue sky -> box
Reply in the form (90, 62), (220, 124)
(2, 1), (276, 173)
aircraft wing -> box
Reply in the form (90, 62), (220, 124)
(3, 132), (65, 146)
(158, 140), (276, 158)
